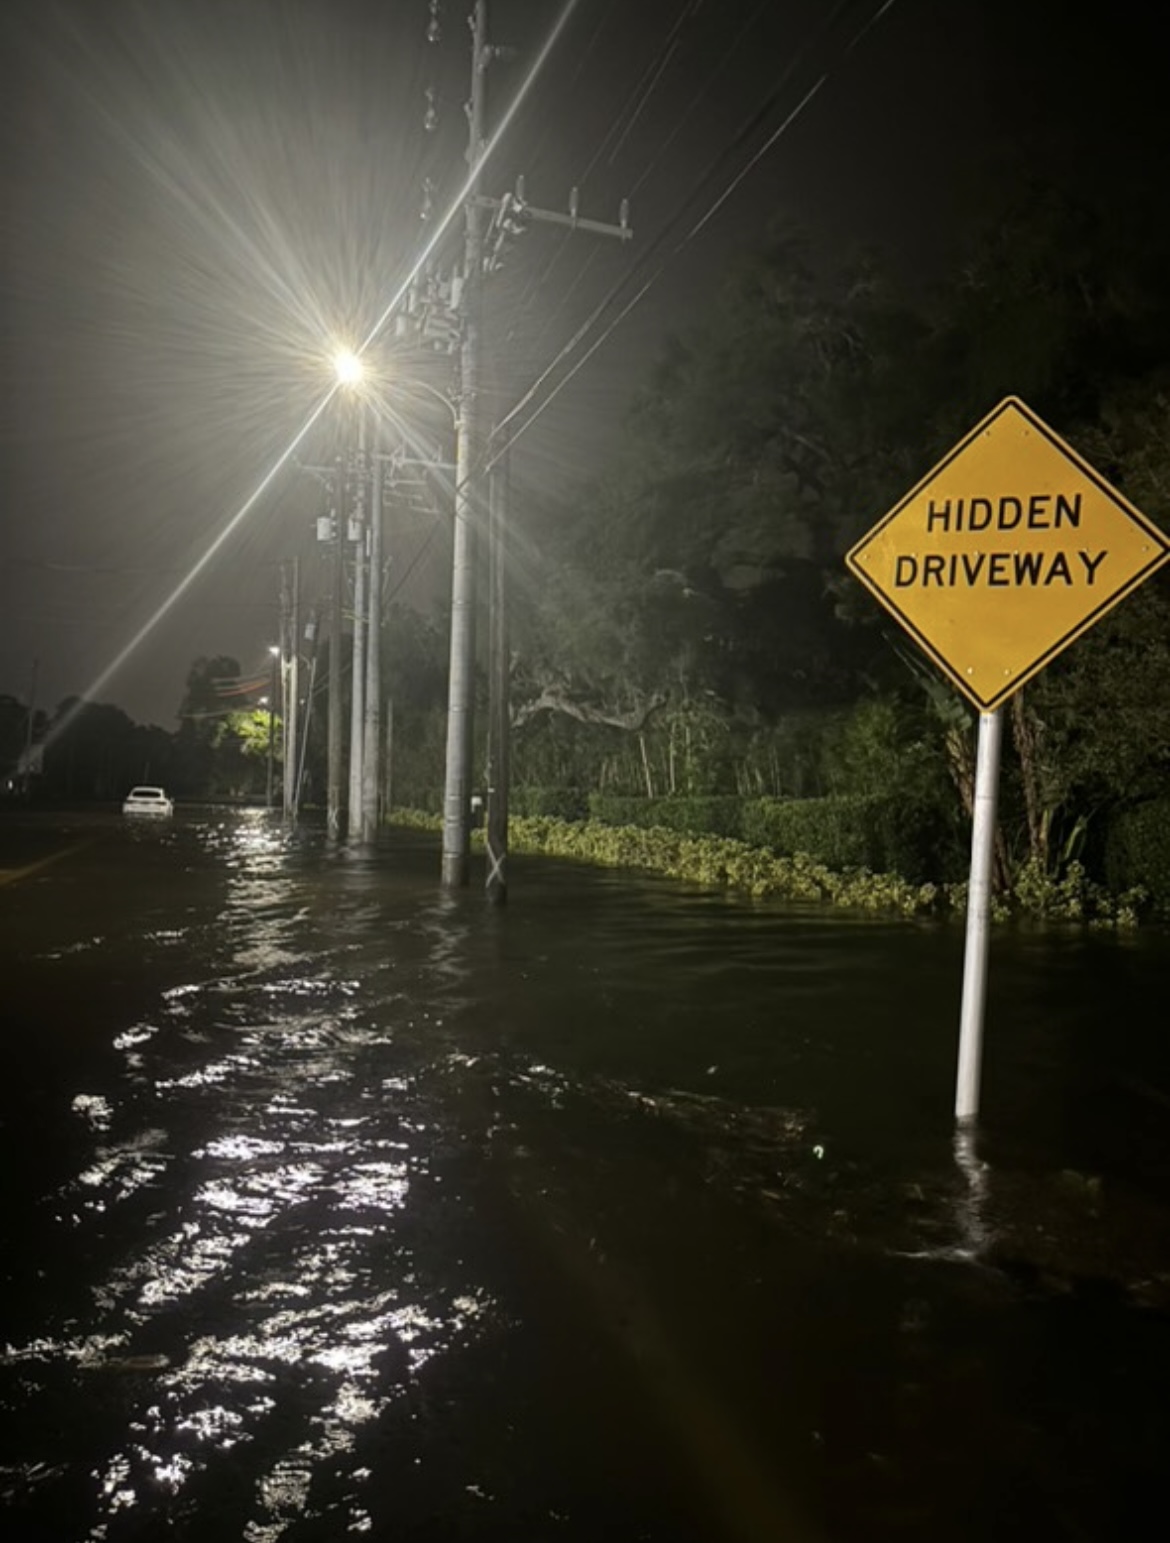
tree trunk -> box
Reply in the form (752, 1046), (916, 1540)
(1011, 689), (1047, 870)
(638, 734), (655, 799)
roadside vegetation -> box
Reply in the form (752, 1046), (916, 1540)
(389, 178), (1170, 924)
(7, 174), (1170, 920)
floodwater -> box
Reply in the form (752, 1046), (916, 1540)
(1, 807), (1168, 1543)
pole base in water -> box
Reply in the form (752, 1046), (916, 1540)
(441, 850), (469, 888)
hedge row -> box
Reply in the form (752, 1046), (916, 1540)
(505, 816), (946, 916)
(386, 806), (942, 913)
(509, 785), (590, 821)
(586, 791), (963, 883)
(387, 805), (1152, 922)
(1105, 798), (1170, 914)
(395, 787), (962, 882)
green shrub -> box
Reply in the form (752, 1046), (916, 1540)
(510, 785), (589, 821)
(505, 816), (944, 917)
(385, 806), (1146, 926)
(742, 795), (866, 867)
(583, 791), (963, 882)
(1105, 799), (1170, 913)
(740, 793), (963, 883)
(387, 806), (441, 831)
(586, 794), (745, 837)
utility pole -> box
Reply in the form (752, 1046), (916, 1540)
(347, 415), (368, 840)
(485, 433), (510, 904)
(360, 433), (384, 843)
(433, 0), (632, 890)
(441, 0), (488, 888)
(265, 645), (278, 808)
(392, 700), (401, 820)
(296, 607), (320, 819)
(326, 459), (345, 838)
(22, 658), (38, 798)
(282, 557), (301, 821)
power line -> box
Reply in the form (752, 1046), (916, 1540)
(498, 0), (702, 357)
(577, 0), (701, 184)
(628, 0), (771, 197)
(492, 0), (896, 456)
(492, 0), (861, 440)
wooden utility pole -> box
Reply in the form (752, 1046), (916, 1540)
(441, 0), (488, 888)
(347, 416), (368, 840)
(21, 658), (38, 798)
(359, 433), (383, 843)
(326, 462), (345, 839)
(281, 556), (300, 821)
(437, 0), (632, 892)
(485, 433), (510, 904)
(265, 645), (277, 808)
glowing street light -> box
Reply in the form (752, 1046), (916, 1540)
(333, 349), (364, 387)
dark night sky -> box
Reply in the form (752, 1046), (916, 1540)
(1, 0), (1166, 727)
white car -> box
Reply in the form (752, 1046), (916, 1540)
(122, 785), (174, 817)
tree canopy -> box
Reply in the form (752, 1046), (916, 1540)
(507, 176), (1170, 853)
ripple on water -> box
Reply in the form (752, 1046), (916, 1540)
(11, 811), (1168, 1541)
(3, 924), (506, 1540)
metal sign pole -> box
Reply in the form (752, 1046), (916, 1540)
(954, 707), (1004, 1124)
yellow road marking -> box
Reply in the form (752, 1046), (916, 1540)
(0, 838), (99, 888)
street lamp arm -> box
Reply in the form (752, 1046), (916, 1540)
(394, 376), (459, 426)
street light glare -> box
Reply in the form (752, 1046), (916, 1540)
(333, 349), (364, 386)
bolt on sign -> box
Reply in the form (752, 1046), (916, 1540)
(846, 396), (1170, 710)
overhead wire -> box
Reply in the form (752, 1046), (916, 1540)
(498, 0), (703, 358)
(491, 0), (861, 443)
(491, 0), (896, 460)
(351, 1), (894, 610)
(628, 0), (771, 196)
(577, 0), (702, 186)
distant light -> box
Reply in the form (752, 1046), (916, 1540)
(333, 349), (364, 386)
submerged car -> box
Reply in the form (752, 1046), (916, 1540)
(122, 785), (174, 817)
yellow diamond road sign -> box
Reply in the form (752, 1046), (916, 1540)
(846, 396), (1170, 711)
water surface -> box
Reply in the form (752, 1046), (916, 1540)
(2, 808), (1168, 1542)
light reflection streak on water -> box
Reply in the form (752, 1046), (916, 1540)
(18, 815), (1115, 1543)
(1, 820), (504, 1540)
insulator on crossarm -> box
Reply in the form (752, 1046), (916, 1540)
(569, 186), (579, 223)
(427, 0), (441, 43)
(619, 197), (630, 234)
(424, 87), (438, 132)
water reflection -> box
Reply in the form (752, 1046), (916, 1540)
(2, 811), (1168, 1542)
(951, 1124), (992, 1259)
(2, 820), (511, 1541)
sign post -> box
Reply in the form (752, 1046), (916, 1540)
(846, 396), (1170, 1123)
(954, 708), (1003, 1122)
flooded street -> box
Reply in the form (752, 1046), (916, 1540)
(2, 808), (1169, 1542)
